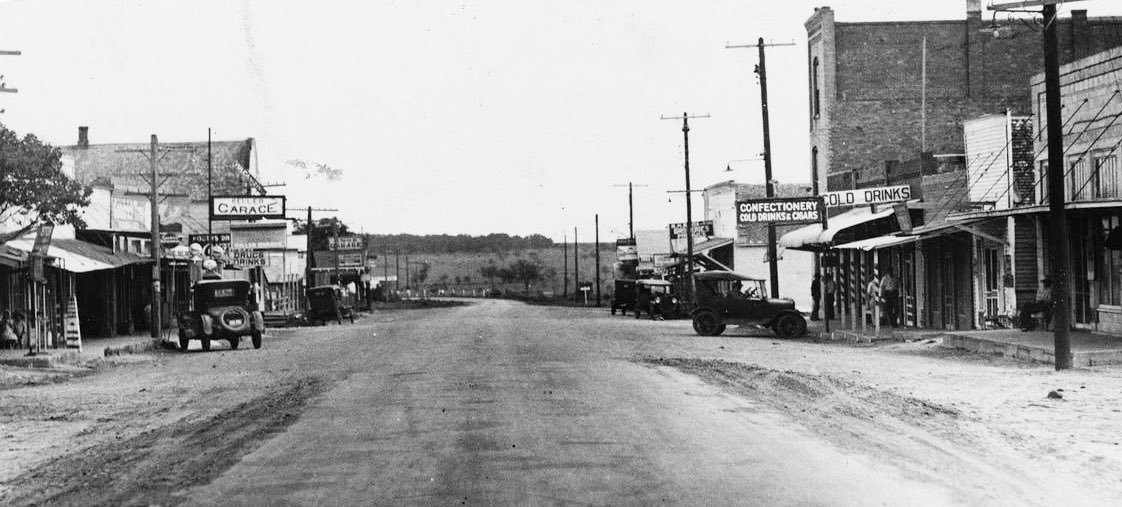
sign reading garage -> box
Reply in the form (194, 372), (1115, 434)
(210, 195), (286, 221)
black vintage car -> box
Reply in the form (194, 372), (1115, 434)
(610, 280), (638, 315)
(178, 279), (264, 351)
(633, 279), (682, 320)
(306, 285), (355, 325)
(689, 271), (807, 338)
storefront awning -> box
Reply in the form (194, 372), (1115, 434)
(833, 235), (918, 251)
(778, 207), (896, 251)
(671, 237), (733, 255)
(4, 238), (150, 273)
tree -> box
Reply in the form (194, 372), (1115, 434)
(293, 217), (351, 254)
(0, 125), (92, 243)
(453, 275), (462, 286)
(507, 258), (545, 290)
(412, 262), (431, 286)
(480, 264), (499, 288)
(438, 273), (449, 287)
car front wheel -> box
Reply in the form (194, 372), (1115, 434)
(229, 337), (239, 350)
(178, 330), (189, 352)
(202, 338), (211, 352)
(774, 314), (808, 338)
(252, 329), (262, 349)
(692, 311), (726, 336)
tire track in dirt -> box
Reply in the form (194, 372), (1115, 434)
(1, 376), (332, 507)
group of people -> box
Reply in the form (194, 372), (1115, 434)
(810, 267), (901, 327)
(1, 309), (28, 349)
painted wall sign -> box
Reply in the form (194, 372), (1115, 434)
(820, 185), (912, 208)
(736, 197), (825, 226)
(210, 195), (287, 220)
(668, 220), (714, 240)
(230, 222), (287, 250)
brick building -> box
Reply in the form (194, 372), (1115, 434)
(806, 1), (1122, 193)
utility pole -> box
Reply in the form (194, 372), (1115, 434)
(290, 206), (338, 293)
(207, 128), (212, 235)
(0, 49), (21, 106)
(1042, 1), (1073, 370)
(661, 112), (710, 304)
(595, 214), (601, 307)
(573, 227), (579, 301)
(118, 136), (196, 343)
(562, 234), (568, 298)
(612, 182), (649, 240)
(727, 39), (794, 298)
(395, 250), (401, 291)
(332, 218), (340, 286)
(985, 1), (1079, 369)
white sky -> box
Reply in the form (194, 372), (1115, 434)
(1, 0), (1120, 241)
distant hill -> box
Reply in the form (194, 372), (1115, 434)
(365, 241), (617, 298)
(363, 233), (554, 255)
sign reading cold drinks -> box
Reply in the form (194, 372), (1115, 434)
(737, 197), (825, 226)
(821, 185), (911, 208)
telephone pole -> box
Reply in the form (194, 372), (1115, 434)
(661, 112), (710, 304)
(562, 234), (568, 298)
(612, 182), (648, 240)
(573, 227), (579, 301)
(1041, 1), (1073, 369)
(595, 214), (601, 307)
(727, 38), (795, 298)
(289, 206), (338, 292)
(117, 136), (197, 343)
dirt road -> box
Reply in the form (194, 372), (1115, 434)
(2, 299), (1120, 505)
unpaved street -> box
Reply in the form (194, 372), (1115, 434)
(2, 300), (1121, 506)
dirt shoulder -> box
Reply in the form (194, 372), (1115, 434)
(643, 352), (1122, 506)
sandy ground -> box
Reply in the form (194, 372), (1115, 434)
(0, 302), (1120, 505)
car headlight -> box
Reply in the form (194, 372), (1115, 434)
(672, 298), (678, 304)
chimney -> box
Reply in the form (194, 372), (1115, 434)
(1072, 10), (1090, 60)
(77, 126), (89, 148)
(966, 0), (981, 21)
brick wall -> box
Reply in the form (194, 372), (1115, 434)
(807, 6), (1122, 194)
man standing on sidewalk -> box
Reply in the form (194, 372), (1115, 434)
(881, 268), (900, 327)
(810, 274), (821, 321)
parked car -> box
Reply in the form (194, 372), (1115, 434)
(633, 279), (682, 320)
(178, 279), (264, 351)
(689, 271), (806, 338)
(610, 280), (638, 315)
(306, 285), (355, 325)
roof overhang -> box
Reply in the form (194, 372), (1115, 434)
(3, 238), (149, 273)
(778, 206), (896, 251)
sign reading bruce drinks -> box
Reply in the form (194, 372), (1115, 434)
(210, 195), (286, 220)
(668, 220), (714, 240)
(737, 197), (825, 226)
(821, 185), (911, 208)
(328, 235), (365, 251)
(227, 248), (268, 267)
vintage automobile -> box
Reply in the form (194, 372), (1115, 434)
(689, 271), (807, 338)
(633, 279), (682, 320)
(306, 285), (355, 325)
(178, 279), (264, 351)
(610, 280), (638, 315)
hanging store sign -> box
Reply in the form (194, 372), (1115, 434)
(328, 235), (365, 251)
(616, 238), (638, 262)
(230, 222), (287, 250)
(227, 248), (268, 267)
(668, 220), (714, 240)
(32, 224), (54, 255)
(210, 195), (287, 220)
(820, 185), (911, 208)
(737, 197), (825, 226)
(188, 233), (231, 247)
